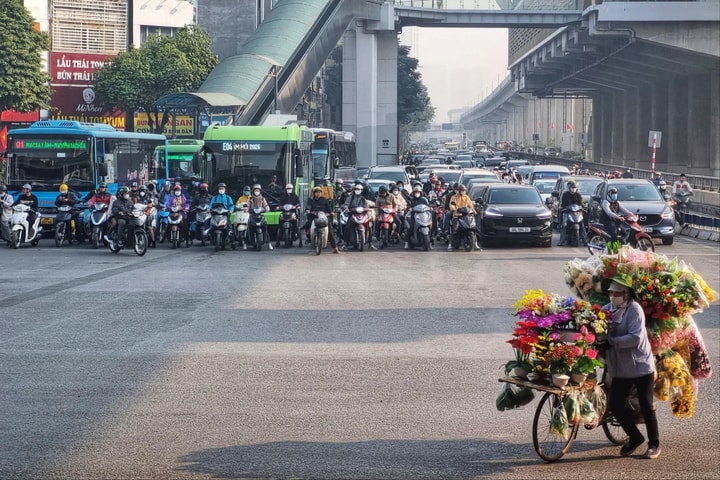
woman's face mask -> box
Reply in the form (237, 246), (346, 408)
(218, 189), (226, 195)
(610, 194), (618, 201)
(123, 193), (130, 200)
(253, 189), (260, 196)
(286, 188), (293, 194)
(174, 191), (181, 197)
(610, 293), (626, 308)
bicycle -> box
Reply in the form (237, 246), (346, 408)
(500, 372), (628, 462)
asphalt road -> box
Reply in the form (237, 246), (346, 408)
(1, 232), (718, 480)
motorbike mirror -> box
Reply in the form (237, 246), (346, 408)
(591, 195), (601, 202)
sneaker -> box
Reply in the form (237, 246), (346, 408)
(404, 242), (409, 249)
(447, 244), (453, 252)
(620, 438), (644, 457)
(268, 243), (273, 251)
(242, 244), (247, 250)
(644, 446), (661, 459)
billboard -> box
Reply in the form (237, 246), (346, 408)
(134, 113), (195, 137)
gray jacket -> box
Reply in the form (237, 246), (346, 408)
(604, 300), (655, 379)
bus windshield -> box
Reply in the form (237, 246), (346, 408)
(6, 135), (93, 189)
(203, 140), (292, 193)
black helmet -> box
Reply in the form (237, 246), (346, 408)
(138, 185), (147, 192)
(379, 185), (388, 194)
(0, 184), (6, 192)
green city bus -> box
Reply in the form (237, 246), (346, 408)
(201, 123), (313, 227)
(154, 139), (205, 188)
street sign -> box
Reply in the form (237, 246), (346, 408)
(648, 131), (662, 148)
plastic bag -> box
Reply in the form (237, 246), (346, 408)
(496, 383), (535, 412)
(686, 320), (712, 379)
(586, 384), (607, 426)
(579, 395), (598, 425)
(563, 392), (581, 424)
(550, 402), (570, 438)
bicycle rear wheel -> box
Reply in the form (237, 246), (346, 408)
(602, 415), (628, 445)
(532, 392), (579, 462)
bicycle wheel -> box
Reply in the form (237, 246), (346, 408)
(532, 392), (579, 462)
(602, 414), (628, 445)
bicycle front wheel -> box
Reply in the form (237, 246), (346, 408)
(532, 392), (579, 462)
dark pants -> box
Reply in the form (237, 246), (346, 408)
(116, 217), (128, 244)
(609, 373), (659, 448)
(604, 218), (620, 241)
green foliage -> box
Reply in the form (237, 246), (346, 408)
(0, 0), (52, 112)
(93, 25), (218, 133)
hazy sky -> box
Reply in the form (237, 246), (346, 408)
(400, 28), (509, 124)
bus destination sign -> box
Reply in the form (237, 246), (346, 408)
(220, 141), (276, 153)
(13, 139), (89, 150)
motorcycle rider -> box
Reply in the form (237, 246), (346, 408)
(335, 178), (348, 208)
(111, 186), (133, 247)
(0, 184), (13, 245)
(601, 186), (632, 254)
(558, 180), (587, 246)
(245, 183), (271, 250)
(55, 183), (79, 241)
(343, 183), (372, 247)
(404, 184), (430, 249)
(129, 181), (140, 201)
(136, 185), (157, 248)
(375, 185), (399, 242)
(651, 172), (665, 187)
(448, 184), (476, 252)
(235, 185), (252, 209)
(165, 185), (190, 241)
(657, 180), (672, 201)
(277, 183), (302, 247)
(12, 184), (39, 233)
(305, 186), (341, 254)
(672, 173), (693, 227)
(158, 179), (173, 206)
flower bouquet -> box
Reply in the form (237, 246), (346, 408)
(570, 327), (604, 375)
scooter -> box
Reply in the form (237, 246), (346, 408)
(10, 204), (41, 248)
(431, 200), (446, 241)
(233, 202), (249, 249)
(277, 203), (301, 248)
(451, 206), (477, 252)
(109, 204), (148, 256)
(208, 203), (235, 252)
(405, 203), (433, 251)
(560, 203), (586, 247)
(53, 204), (76, 248)
(247, 206), (271, 251)
(310, 210), (329, 255)
(157, 206), (169, 243)
(89, 202), (110, 249)
(376, 206), (397, 249)
(168, 204), (187, 249)
(586, 212), (655, 255)
(346, 205), (372, 251)
(673, 191), (693, 226)
(190, 204), (210, 246)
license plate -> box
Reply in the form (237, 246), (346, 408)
(642, 226), (653, 233)
(509, 227), (531, 233)
(41, 217), (54, 225)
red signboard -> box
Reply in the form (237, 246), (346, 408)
(1, 110), (39, 122)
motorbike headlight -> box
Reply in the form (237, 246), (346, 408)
(660, 206), (674, 219)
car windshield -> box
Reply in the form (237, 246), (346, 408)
(369, 170), (405, 183)
(615, 183), (663, 201)
(572, 179), (603, 193)
(433, 171), (462, 184)
(534, 180), (557, 193)
(488, 188), (542, 204)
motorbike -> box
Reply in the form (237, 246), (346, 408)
(405, 203), (433, 251)
(109, 204), (148, 256)
(431, 200), (446, 241)
(277, 203), (301, 248)
(309, 210), (329, 255)
(233, 202), (249, 249)
(190, 204), (211, 246)
(451, 206), (477, 252)
(208, 203), (235, 252)
(561, 203), (586, 247)
(53, 204), (77, 247)
(346, 205), (372, 251)
(88, 202), (110, 249)
(9, 204), (41, 249)
(586, 212), (655, 255)
(246, 206), (270, 251)
(375, 206), (398, 249)
(168, 204), (187, 249)
(157, 206), (169, 243)
(673, 191), (693, 226)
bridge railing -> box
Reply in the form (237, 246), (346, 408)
(392, 0), (583, 9)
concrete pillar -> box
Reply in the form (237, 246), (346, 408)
(651, 80), (669, 172)
(375, 30), (397, 166)
(711, 69), (720, 177)
(687, 73), (711, 174)
(611, 91), (625, 165)
(624, 88), (640, 167)
(637, 85), (653, 171)
(667, 76), (689, 173)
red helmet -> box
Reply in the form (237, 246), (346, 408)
(200, 183), (208, 190)
(174, 185), (182, 191)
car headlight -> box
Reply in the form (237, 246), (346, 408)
(660, 206), (674, 219)
(484, 208), (503, 217)
(536, 210), (552, 218)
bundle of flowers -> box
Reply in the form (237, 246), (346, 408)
(512, 289), (610, 337)
(654, 350), (695, 418)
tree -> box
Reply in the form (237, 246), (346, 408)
(0, 0), (52, 113)
(94, 25), (218, 133)
(323, 41), (434, 132)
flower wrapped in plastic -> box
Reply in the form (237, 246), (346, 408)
(654, 350), (695, 418)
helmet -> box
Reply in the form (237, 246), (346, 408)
(99, 182), (107, 188)
(130, 181), (138, 188)
(312, 186), (322, 193)
(323, 175), (331, 181)
(22, 183), (32, 191)
(608, 187), (618, 197)
(138, 185), (147, 192)
(174, 185), (182, 191)
(200, 183), (208, 190)
(567, 180), (577, 187)
(217, 182), (226, 188)
(147, 183), (155, 191)
(285, 183), (294, 190)
(59, 184), (68, 193)
(379, 185), (388, 194)
(658, 180), (667, 187)
(252, 184), (261, 191)
(0, 184), (7, 192)
(336, 178), (344, 185)
(118, 186), (129, 194)
(412, 185), (422, 193)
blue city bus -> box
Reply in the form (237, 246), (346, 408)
(5, 120), (167, 233)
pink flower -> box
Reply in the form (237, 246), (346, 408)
(580, 326), (588, 335)
(585, 332), (596, 344)
(573, 332), (582, 342)
(586, 349), (598, 360)
(573, 346), (583, 356)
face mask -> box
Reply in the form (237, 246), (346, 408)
(610, 194), (618, 201)
(354, 189), (362, 195)
(139, 192), (146, 197)
(174, 191), (181, 197)
(253, 190), (260, 196)
(218, 189), (226, 195)
(123, 194), (130, 200)
(398, 186), (404, 191)
(610, 294), (626, 308)
(286, 189), (293, 194)
(569, 187), (577, 193)
(243, 191), (250, 197)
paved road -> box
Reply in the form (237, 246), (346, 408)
(1, 233), (718, 479)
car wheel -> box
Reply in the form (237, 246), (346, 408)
(662, 237), (674, 245)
